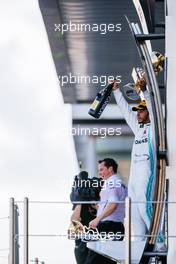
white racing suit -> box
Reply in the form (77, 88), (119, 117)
(114, 89), (156, 241)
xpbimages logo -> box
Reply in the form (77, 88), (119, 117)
(54, 21), (122, 35)
(68, 228), (122, 241)
(72, 126), (122, 139)
(72, 177), (122, 191)
(58, 73), (122, 87)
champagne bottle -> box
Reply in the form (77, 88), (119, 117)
(88, 83), (113, 119)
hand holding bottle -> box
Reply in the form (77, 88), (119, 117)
(109, 80), (119, 91)
(88, 82), (114, 119)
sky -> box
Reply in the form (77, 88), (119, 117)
(0, 1), (78, 263)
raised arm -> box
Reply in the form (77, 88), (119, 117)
(112, 82), (138, 134)
(143, 90), (154, 127)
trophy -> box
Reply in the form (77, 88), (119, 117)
(122, 51), (165, 102)
(122, 67), (145, 103)
(151, 51), (165, 74)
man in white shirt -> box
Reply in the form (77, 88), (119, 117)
(89, 158), (127, 232)
(86, 158), (127, 264)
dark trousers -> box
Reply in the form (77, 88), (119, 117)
(84, 221), (125, 264)
(75, 239), (89, 264)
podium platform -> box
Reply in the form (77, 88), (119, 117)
(87, 240), (146, 264)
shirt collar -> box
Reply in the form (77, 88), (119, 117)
(105, 174), (119, 183)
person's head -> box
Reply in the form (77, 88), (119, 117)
(78, 171), (88, 181)
(132, 100), (150, 124)
(98, 158), (118, 180)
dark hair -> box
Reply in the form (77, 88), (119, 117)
(78, 171), (88, 180)
(98, 158), (118, 173)
(70, 171), (102, 204)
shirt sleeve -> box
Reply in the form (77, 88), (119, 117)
(113, 89), (138, 134)
(107, 184), (127, 204)
(107, 187), (119, 203)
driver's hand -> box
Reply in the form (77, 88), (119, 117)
(137, 77), (147, 91)
(109, 80), (119, 91)
(138, 78), (146, 86)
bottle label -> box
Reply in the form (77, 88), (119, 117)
(90, 99), (100, 110)
(97, 95), (111, 116)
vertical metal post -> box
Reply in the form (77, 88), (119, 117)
(14, 204), (20, 264)
(125, 197), (131, 264)
(9, 198), (15, 264)
(24, 197), (29, 264)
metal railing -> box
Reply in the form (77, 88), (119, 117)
(8, 197), (173, 264)
(9, 198), (19, 264)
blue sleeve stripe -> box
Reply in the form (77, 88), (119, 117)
(146, 127), (155, 222)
